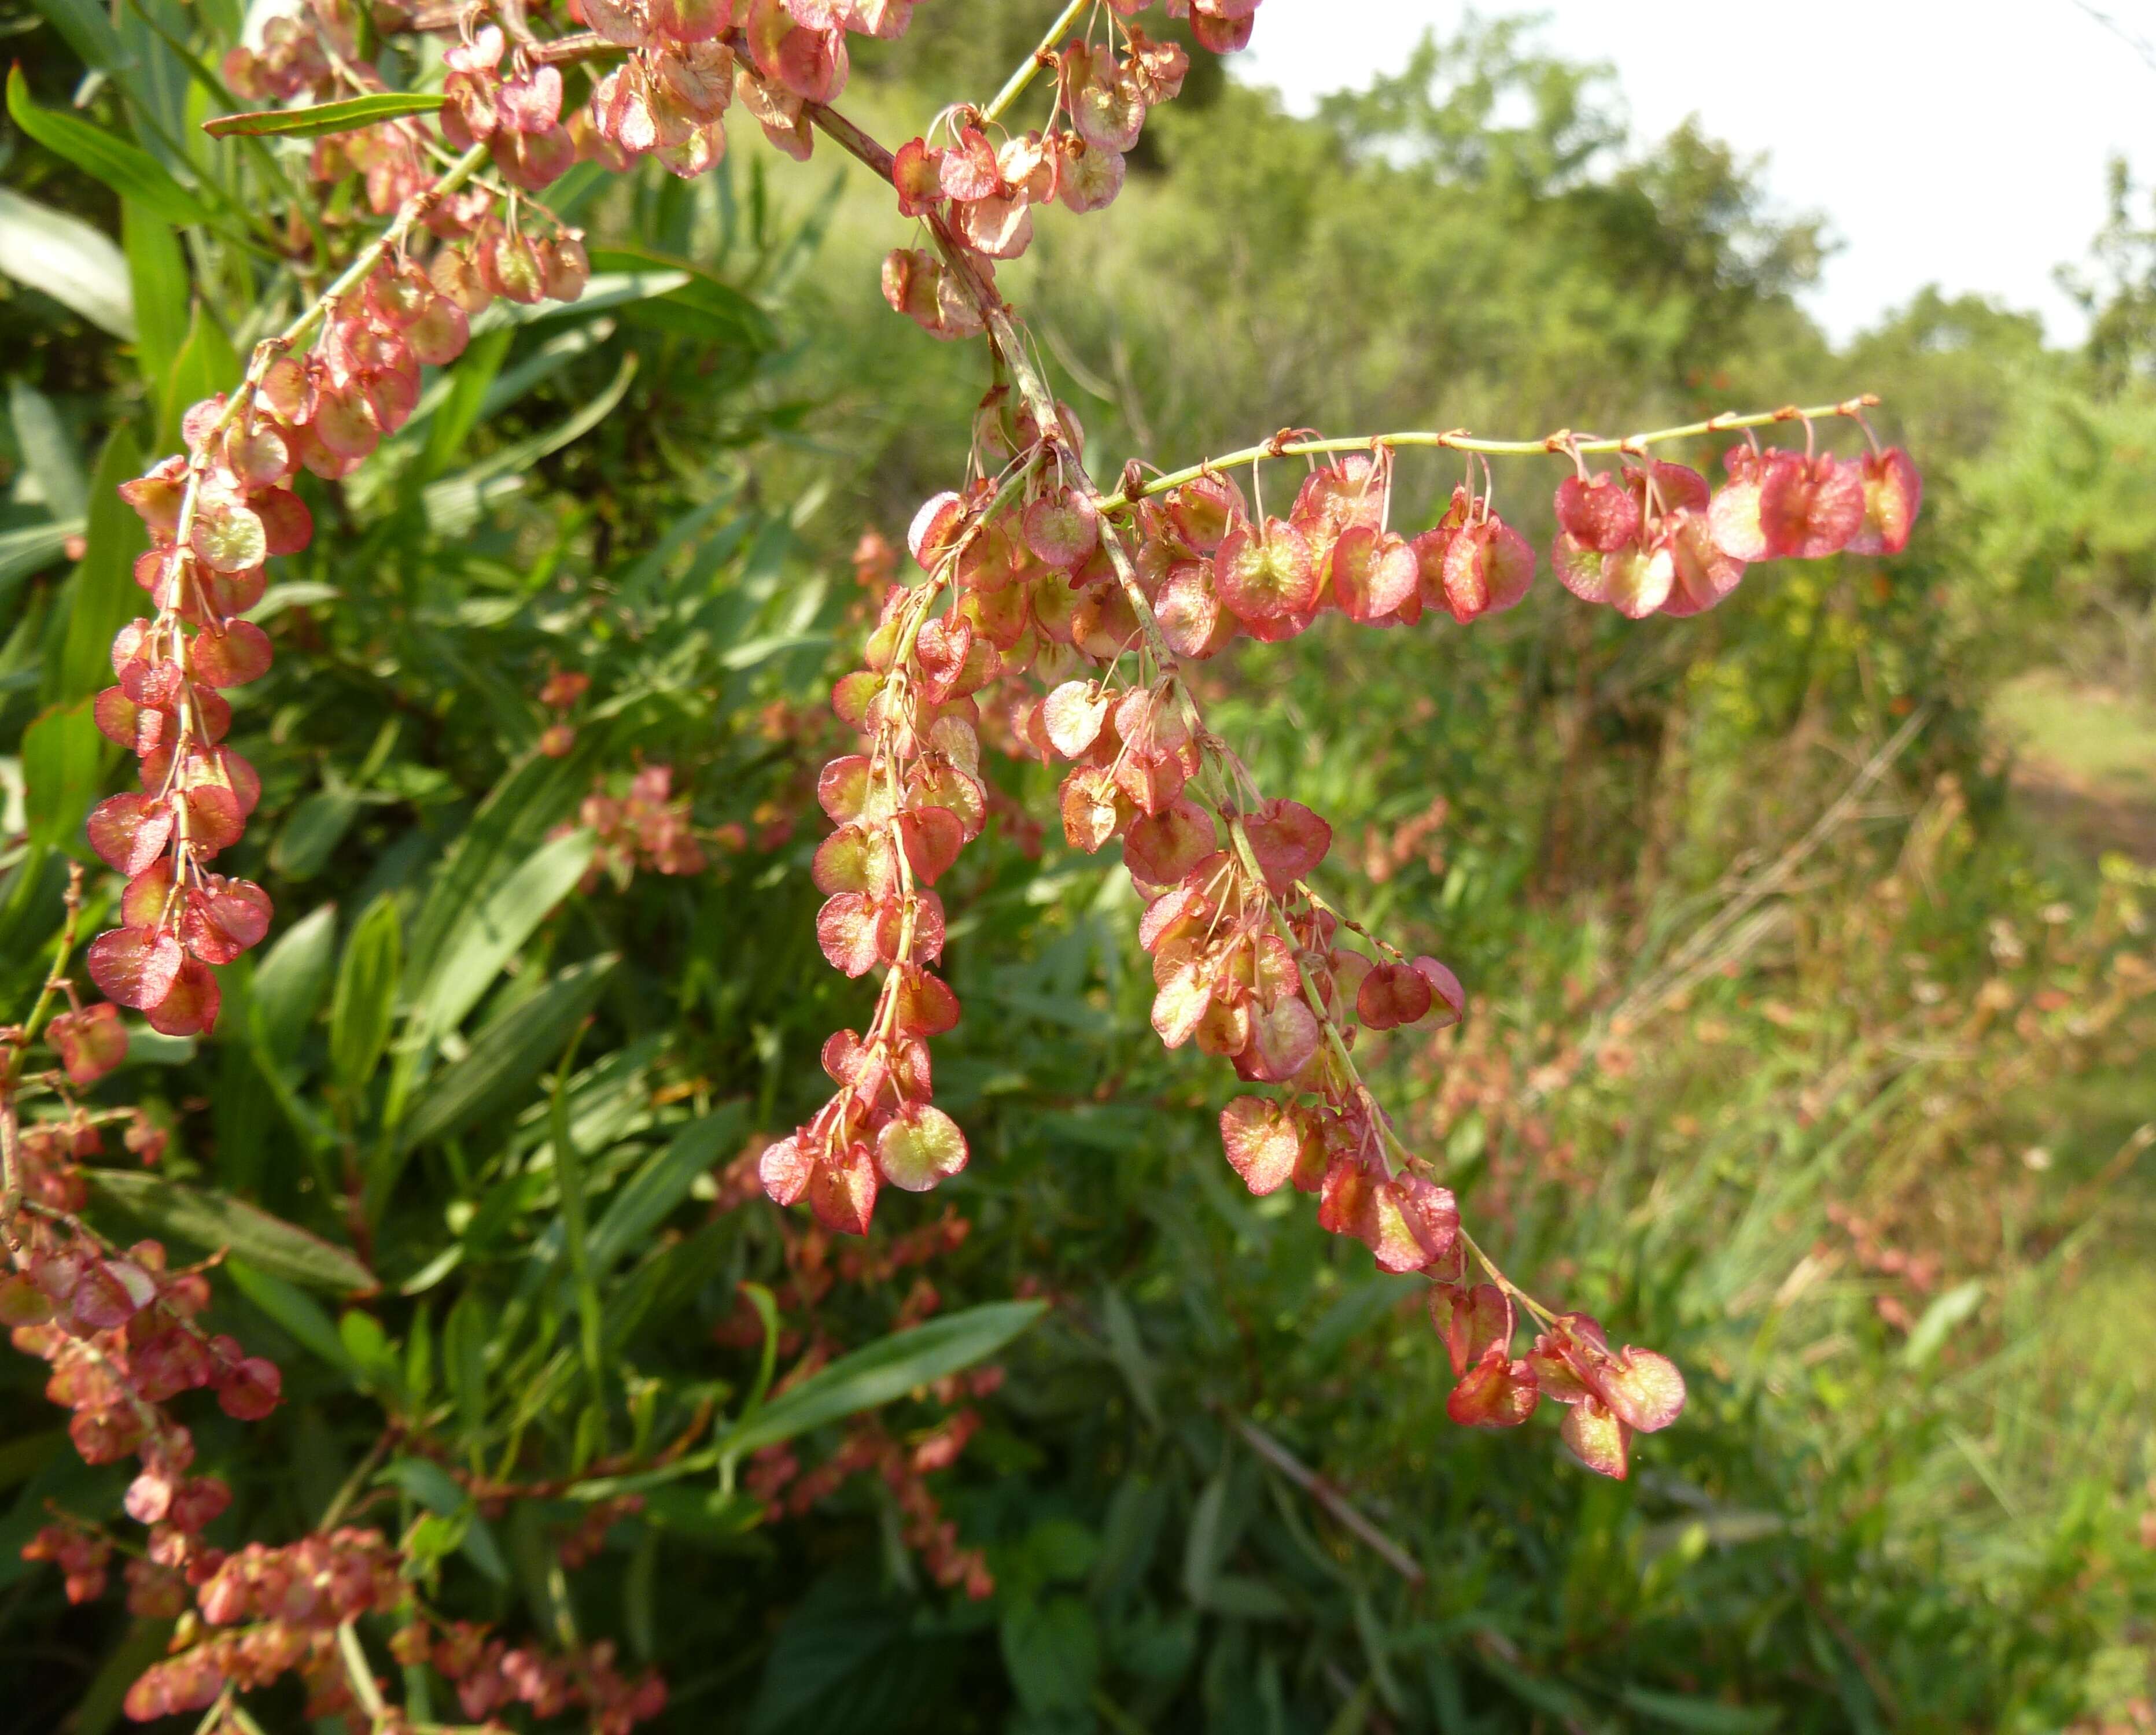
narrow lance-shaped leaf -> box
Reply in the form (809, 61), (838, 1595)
(718, 1300), (1047, 1461)
(123, 200), (189, 413)
(329, 895), (402, 1093)
(82, 1171), (377, 1294)
(395, 954), (620, 1157)
(410, 828), (595, 1039)
(0, 188), (134, 338)
(8, 376), (89, 520)
(203, 91), (443, 139)
(249, 902), (339, 1066)
(405, 754), (585, 994)
(6, 68), (216, 228)
(21, 699), (104, 854)
(51, 425), (148, 708)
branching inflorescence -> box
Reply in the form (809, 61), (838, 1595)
(8, 8), (1932, 1708)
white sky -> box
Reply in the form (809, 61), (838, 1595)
(1231, 0), (2156, 346)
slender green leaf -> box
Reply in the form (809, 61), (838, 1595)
(51, 424), (147, 707)
(415, 324), (513, 483)
(406, 1301), (433, 1404)
(588, 244), (776, 352)
(0, 518), (82, 604)
(244, 580), (339, 625)
(122, 200), (189, 404)
(338, 1308), (401, 1396)
(422, 355), (636, 537)
(1619, 1686), (1783, 1734)
(8, 376), (88, 520)
(445, 1291), (489, 1442)
(162, 302), (241, 453)
(6, 68), (215, 227)
(329, 894), (402, 1093)
(460, 1512), (510, 1583)
(0, 188), (134, 340)
(719, 1301), (1047, 1461)
(224, 1258), (358, 1374)
(469, 272), (688, 335)
(28, 0), (121, 74)
(270, 790), (362, 883)
(406, 754), (585, 994)
(412, 828), (595, 1039)
(584, 1106), (747, 1275)
(550, 1025), (609, 1431)
(82, 1169), (377, 1294)
(20, 698), (104, 852)
(249, 902), (338, 1065)
(1903, 1279), (1985, 1368)
(379, 1456), (465, 1515)
(203, 91), (441, 139)
(397, 955), (619, 1154)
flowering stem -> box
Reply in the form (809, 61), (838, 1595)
(1458, 1228), (1558, 1328)
(780, 76), (1718, 1332)
(2, 862), (84, 1095)
(1, 863), (86, 1256)
(979, 0), (1090, 127)
(1090, 398), (1883, 514)
(336, 1620), (390, 1726)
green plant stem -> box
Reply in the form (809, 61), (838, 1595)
(1091, 398), (1883, 514)
(336, 1621), (390, 1724)
(978, 0), (1092, 126)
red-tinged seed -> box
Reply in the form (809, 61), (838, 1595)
(191, 621), (273, 688)
(1041, 680), (1110, 759)
(1759, 453), (1864, 559)
(121, 859), (182, 928)
(896, 806), (964, 884)
(1554, 471), (1641, 553)
(253, 488), (312, 556)
(47, 1004), (127, 1086)
(86, 925), (184, 1010)
(1215, 516), (1317, 623)
(1023, 489), (1099, 569)
(180, 879), (272, 965)
(1241, 798), (1330, 889)
(1440, 518), (1535, 622)
(1218, 1095), (1306, 1197)
(875, 1104), (967, 1192)
(1124, 798), (1215, 889)
(1847, 447), (1922, 556)
(1329, 526), (1419, 623)
(938, 125), (999, 201)
(1428, 1282), (1512, 1377)
(1447, 1349), (1540, 1429)
(908, 490), (966, 569)
(889, 965), (959, 1036)
(215, 1356), (281, 1421)
(1317, 1161), (1460, 1275)
(816, 754), (875, 824)
(1356, 961), (1432, 1030)
(758, 1134), (813, 1206)
(806, 1138), (879, 1236)
(87, 793), (174, 877)
(182, 784), (246, 853)
(1560, 1396), (1632, 1479)
(146, 955), (221, 1036)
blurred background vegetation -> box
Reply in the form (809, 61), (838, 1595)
(1, 1), (2152, 1730)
